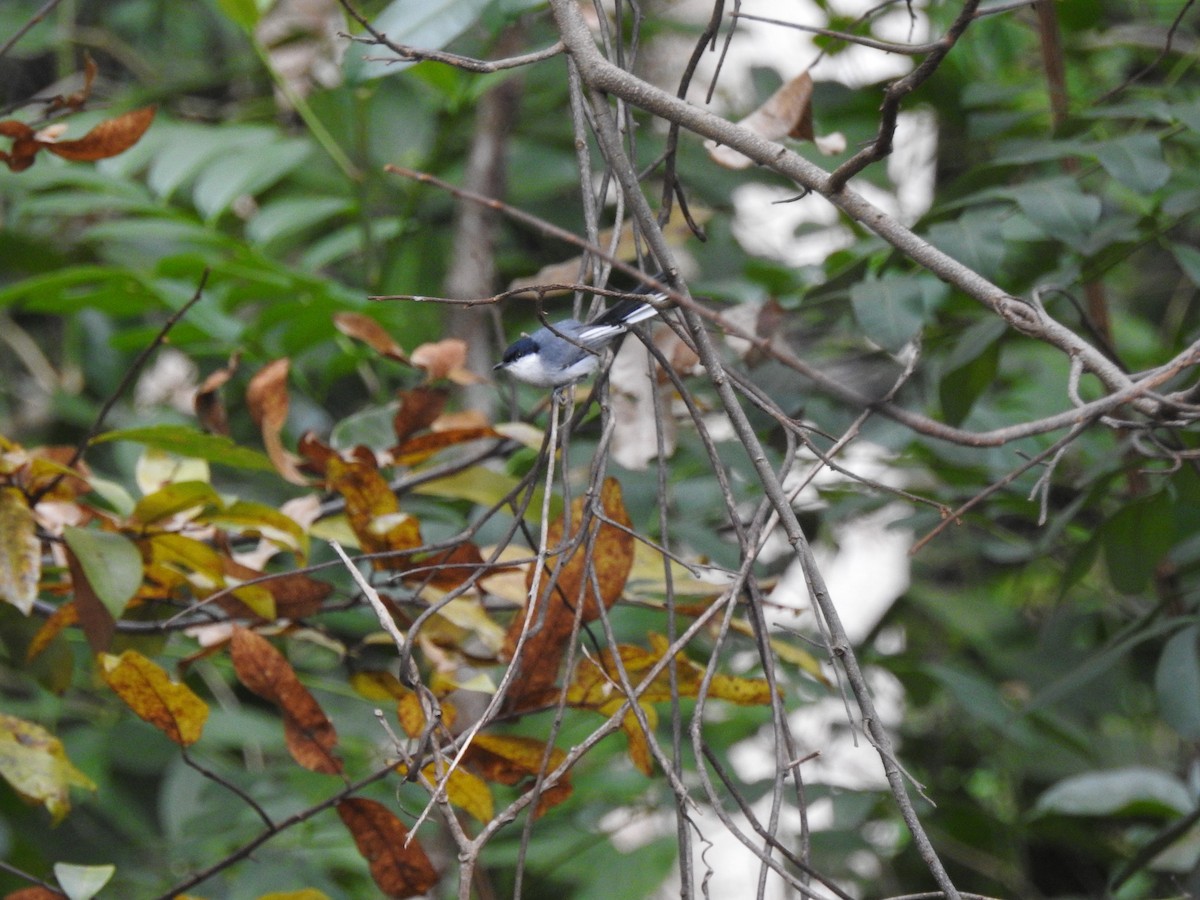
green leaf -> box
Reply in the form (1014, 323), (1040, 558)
(1034, 767), (1192, 818)
(1156, 626), (1200, 739)
(247, 196), (353, 247)
(133, 481), (223, 525)
(940, 321), (1003, 426)
(62, 527), (143, 619)
(1092, 133), (1172, 194)
(850, 275), (947, 352)
(1169, 241), (1200, 288)
(216, 0), (262, 31)
(926, 211), (1008, 280)
(192, 140), (312, 222)
(196, 501), (307, 554)
(91, 425), (276, 472)
(1102, 492), (1175, 594)
(53, 862), (116, 900)
(1007, 178), (1101, 252)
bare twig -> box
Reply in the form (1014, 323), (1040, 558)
(336, 0), (562, 72)
(29, 268), (211, 505)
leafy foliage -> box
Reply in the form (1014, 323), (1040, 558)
(1, 0), (1200, 898)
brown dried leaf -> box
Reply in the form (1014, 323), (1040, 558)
(411, 542), (488, 592)
(409, 339), (482, 385)
(64, 547), (115, 654)
(297, 431), (337, 477)
(194, 352), (241, 435)
(502, 478), (634, 711)
(229, 627), (343, 774)
(391, 428), (502, 467)
(466, 733), (571, 818)
(325, 454), (422, 564)
(6, 887), (67, 899)
(47, 54), (98, 113)
(45, 106), (156, 162)
(25, 602), (78, 663)
(0, 487), (40, 615)
(707, 73), (843, 169)
(336, 798), (438, 898)
(247, 358), (307, 486)
(392, 387), (448, 445)
(216, 558), (332, 621)
(100, 650), (209, 746)
(334, 312), (411, 363)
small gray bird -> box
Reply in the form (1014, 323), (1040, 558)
(493, 295), (662, 387)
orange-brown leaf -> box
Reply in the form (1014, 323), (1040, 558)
(707, 73), (844, 169)
(392, 387), (448, 444)
(466, 733), (571, 817)
(64, 548), (114, 654)
(395, 761), (494, 824)
(334, 312), (411, 363)
(247, 358), (306, 486)
(502, 478), (635, 710)
(410, 339), (481, 385)
(229, 627), (342, 774)
(25, 602), (78, 662)
(325, 454), (422, 564)
(100, 650), (209, 746)
(336, 798), (438, 898)
(45, 106), (156, 162)
(6, 886), (67, 899)
(195, 352), (241, 435)
(47, 54), (98, 113)
(410, 542), (488, 592)
(216, 558), (331, 621)
(391, 428), (502, 467)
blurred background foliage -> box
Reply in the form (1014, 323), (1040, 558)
(2, 0), (1200, 897)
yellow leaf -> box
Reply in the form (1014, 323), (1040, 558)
(100, 650), (209, 746)
(0, 713), (96, 823)
(397, 761), (494, 824)
(257, 891), (332, 900)
(0, 487), (40, 615)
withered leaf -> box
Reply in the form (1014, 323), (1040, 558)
(215, 558), (332, 622)
(247, 358), (307, 486)
(410, 339), (481, 385)
(45, 106), (157, 162)
(391, 428), (502, 467)
(229, 627), (343, 774)
(334, 312), (411, 363)
(0, 487), (40, 615)
(392, 387), (448, 445)
(502, 477), (634, 712)
(100, 650), (209, 746)
(336, 798), (438, 898)
(47, 54), (99, 113)
(466, 733), (571, 818)
(194, 352), (241, 435)
(64, 547), (115, 654)
(325, 454), (422, 566)
(707, 73), (844, 169)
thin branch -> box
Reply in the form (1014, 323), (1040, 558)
(828, 0), (982, 190)
(0, 0), (65, 62)
(154, 759), (397, 900)
(1097, 0), (1199, 103)
(29, 268), (210, 506)
(732, 11), (942, 55)
(336, 0), (562, 73)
